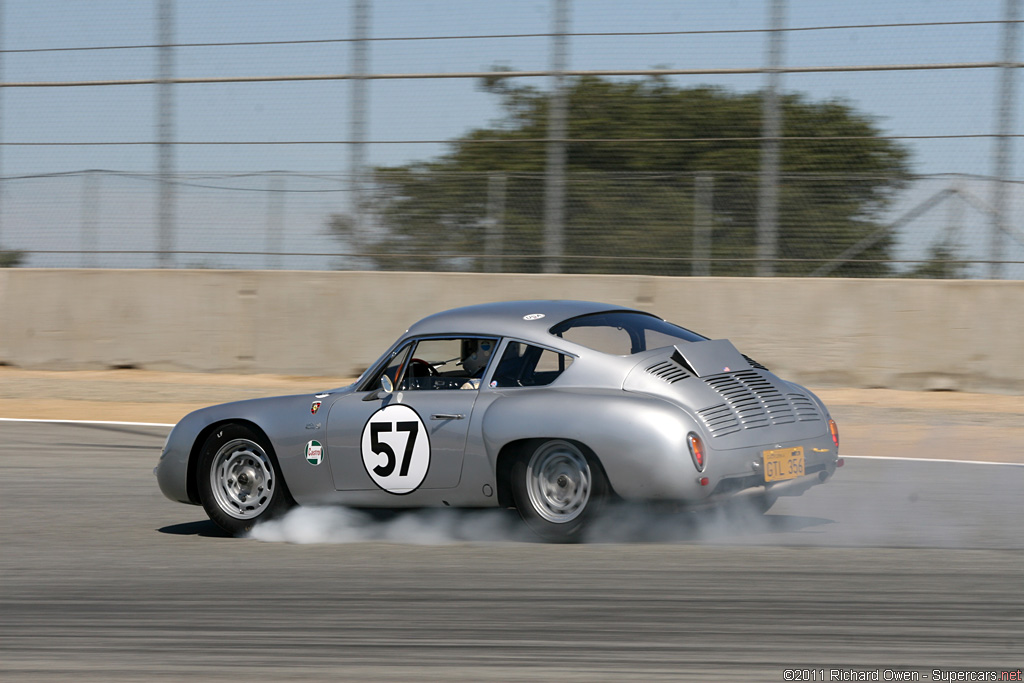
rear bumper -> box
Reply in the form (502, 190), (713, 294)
(711, 456), (841, 504)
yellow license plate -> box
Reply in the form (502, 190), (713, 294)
(763, 446), (805, 482)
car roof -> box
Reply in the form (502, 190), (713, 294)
(405, 299), (648, 344)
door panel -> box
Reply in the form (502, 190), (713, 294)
(326, 335), (496, 496)
(326, 390), (476, 492)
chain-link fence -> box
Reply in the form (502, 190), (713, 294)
(1, 1), (1023, 278)
(5, 169), (1020, 279)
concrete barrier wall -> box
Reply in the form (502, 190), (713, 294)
(1, 269), (1021, 393)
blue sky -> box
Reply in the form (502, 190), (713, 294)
(0, 0), (1014, 176)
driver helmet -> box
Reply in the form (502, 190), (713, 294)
(462, 339), (494, 376)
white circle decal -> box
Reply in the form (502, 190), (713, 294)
(361, 404), (430, 494)
(523, 313), (545, 320)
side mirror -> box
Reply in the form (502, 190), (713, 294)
(362, 375), (395, 402)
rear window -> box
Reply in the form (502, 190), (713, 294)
(549, 311), (706, 356)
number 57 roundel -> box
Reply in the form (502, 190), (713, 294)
(360, 404), (430, 494)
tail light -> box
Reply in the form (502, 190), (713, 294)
(829, 419), (839, 449)
(687, 432), (706, 472)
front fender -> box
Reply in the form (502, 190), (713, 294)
(155, 393), (332, 506)
(155, 406), (215, 505)
(481, 388), (706, 501)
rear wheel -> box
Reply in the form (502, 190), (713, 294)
(511, 439), (607, 543)
(197, 424), (293, 536)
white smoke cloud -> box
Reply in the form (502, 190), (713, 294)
(250, 506), (535, 545)
(249, 499), (778, 546)
(248, 460), (1024, 548)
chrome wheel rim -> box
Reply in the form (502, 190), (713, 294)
(210, 438), (275, 520)
(525, 441), (591, 524)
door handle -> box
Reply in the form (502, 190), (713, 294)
(430, 413), (465, 420)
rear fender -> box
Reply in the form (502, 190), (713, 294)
(481, 388), (704, 500)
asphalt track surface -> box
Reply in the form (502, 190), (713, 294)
(1, 421), (1021, 682)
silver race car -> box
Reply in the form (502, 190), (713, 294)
(156, 300), (841, 541)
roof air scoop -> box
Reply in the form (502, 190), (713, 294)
(673, 340), (751, 378)
(669, 348), (697, 376)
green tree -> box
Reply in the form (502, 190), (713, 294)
(904, 242), (969, 279)
(0, 247), (23, 268)
(330, 75), (911, 275)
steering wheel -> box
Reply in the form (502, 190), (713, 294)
(408, 358), (438, 377)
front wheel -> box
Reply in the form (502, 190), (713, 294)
(197, 423), (293, 536)
(511, 440), (607, 543)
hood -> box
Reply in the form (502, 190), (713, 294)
(622, 340), (827, 449)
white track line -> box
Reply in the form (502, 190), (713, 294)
(0, 417), (174, 428)
(0, 418), (1020, 467)
(843, 454), (1023, 467)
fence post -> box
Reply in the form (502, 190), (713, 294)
(757, 0), (786, 277)
(156, 0), (176, 268)
(82, 170), (100, 268)
(990, 0), (1020, 279)
(485, 172), (506, 273)
(543, 0), (569, 274)
(265, 172), (285, 270)
(349, 0), (370, 256)
(943, 182), (965, 277)
(0, 0), (5, 254)
(693, 174), (713, 276)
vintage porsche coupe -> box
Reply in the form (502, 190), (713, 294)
(156, 300), (841, 541)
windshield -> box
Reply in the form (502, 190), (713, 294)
(549, 311), (707, 356)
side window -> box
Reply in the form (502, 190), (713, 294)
(400, 337), (499, 391)
(491, 342), (574, 388)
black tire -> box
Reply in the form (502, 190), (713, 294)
(511, 439), (607, 543)
(197, 423), (293, 536)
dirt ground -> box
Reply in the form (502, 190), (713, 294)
(1, 367), (1021, 463)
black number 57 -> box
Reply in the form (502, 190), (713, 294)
(369, 421), (419, 477)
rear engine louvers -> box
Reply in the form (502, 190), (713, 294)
(646, 360), (691, 383)
(697, 370), (822, 437)
(742, 354), (769, 371)
(646, 349), (695, 383)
